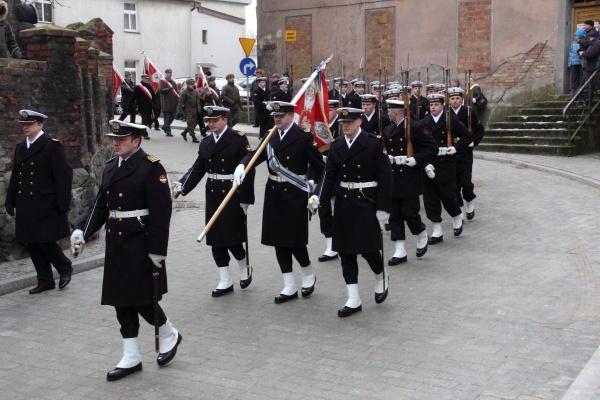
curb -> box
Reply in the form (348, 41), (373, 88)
(474, 153), (600, 190)
(0, 254), (104, 296)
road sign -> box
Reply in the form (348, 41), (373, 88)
(239, 57), (256, 77)
(239, 38), (256, 57)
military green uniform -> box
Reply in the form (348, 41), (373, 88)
(178, 86), (201, 141)
(220, 82), (242, 127)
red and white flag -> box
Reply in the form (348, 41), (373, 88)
(196, 68), (219, 102)
(112, 65), (124, 98)
(293, 67), (333, 151)
(143, 56), (162, 93)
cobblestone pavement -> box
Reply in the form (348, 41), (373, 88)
(1, 119), (600, 399)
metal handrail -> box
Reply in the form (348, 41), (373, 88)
(563, 69), (600, 144)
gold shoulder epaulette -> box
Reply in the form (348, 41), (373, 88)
(146, 155), (160, 163)
(304, 128), (311, 134)
(106, 156), (116, 164)
(237, 131), (245, 136)
(376, 135), (382, 139)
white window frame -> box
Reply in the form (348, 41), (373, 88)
(34, 0), (53, 23)
(124, 3), (138, 32)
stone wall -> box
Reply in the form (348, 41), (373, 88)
(0, 19), (114, 261)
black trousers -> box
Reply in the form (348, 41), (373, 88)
(423, 179), (462, 223)
(26, 242), (72, 287)
(339, 252), (382, 285)
(118, 106), (136, 123)
(455, 167), (476, 206)
(211, 244), (245, 267)
(389, 196), (426, 241)
(139, 112), (152, 129)
(115, 304), (167, 339)
(274, 246), (310, 273)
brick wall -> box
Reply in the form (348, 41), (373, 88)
(286, 15), (312, 90)
(458, 0), (492, 74)
(365, 7), (395, 84)
(0, 21), (114, 261)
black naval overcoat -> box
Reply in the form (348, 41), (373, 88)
(452, 106), (485, 171)
(6, 133), (73, 243)
(179, 128), (255, 246)
(383, 120), (438, 198)
(420, 111), (473, 183)
(74, 149), (171, 307)
(360, 112), (380, 135)
(241, 123), (325, 247)
(272, 88), (292, 102)
(321, 130), (392, 254)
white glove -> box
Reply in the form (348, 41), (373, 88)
(266, 103), (273, 111)
(438, 147), (447, 156)
(307, 195), (320, 213)
(405, 157), (417, 167)
(149, 254), (165, 268)
(425, 164), (435, 179)
(70, 229), (85, 257)
(473, 97), (477, 103)
(446, 146), (457, 155)
(240, 203), (249, 215)
(172, 181), (183, 198)
(469, 142), (474, 148)
(388, 155), (394, 164)
(376, 210), (390, 230)
(233, 164), (246, 186)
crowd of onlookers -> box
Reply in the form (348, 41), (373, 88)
(568, 19), (600, 99)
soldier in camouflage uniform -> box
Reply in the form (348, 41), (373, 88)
(178, 78), (201, 143)
(220, 74), (242, 127)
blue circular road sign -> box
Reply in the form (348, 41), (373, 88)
(239, 57), (257, 77)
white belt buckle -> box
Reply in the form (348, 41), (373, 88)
(109, 210), (116, 218)
(348, 182), (355, 189)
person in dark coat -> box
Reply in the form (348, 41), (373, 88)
(150, 86), (161, 131)
(347, 80), (364, 109)
(360, 94), (380, 135)
(70, 120), (181, 381)
(272, 78), (292, 102)
(158, 68), (179, 136)
(410, 81), (430, 120)
(383, 100), (438, 266)
(0, 1), (23, 59)
(14, 1), (37, 59)
(448, 88), (485, 220)
(253, 77), (273, 139)
(128, 74), (154, 138)
(173, 106), (255, 297)
(420, 94), (473, 245)
(234, 102), (325, 304)
(118, 72), (137, 123)
(318, 107), (393, 318)
(5, 110), (73, 294)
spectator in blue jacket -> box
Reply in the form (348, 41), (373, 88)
(569, 30), (585, 95)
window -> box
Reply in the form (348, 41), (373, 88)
(202, 30), (208, 44)
(124, 3), (138, 32)
(34, 0), (53, 23)
(124, 61), (137, 83)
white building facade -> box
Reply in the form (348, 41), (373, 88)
(30, 0), (252, 81)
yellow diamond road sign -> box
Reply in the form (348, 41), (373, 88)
(239, 38), (255, 58)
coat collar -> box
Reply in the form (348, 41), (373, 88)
(107, 148), (147, 187)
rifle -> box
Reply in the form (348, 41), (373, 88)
(445, 68), (452, 146)
(378, 62), (383, 136)
(197, 54), (334, 243)
(290, 64), (294, 97)
(403, 70), (414, 158)
(359, 57), (364, 81)
(416, 72), (421, 120)
(465, 69), (472, 132)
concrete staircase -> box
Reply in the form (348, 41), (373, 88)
(478, 96), (599, 156)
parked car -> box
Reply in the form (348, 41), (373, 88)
(114, 94), (123, 115)
(214, 78), (250, 106)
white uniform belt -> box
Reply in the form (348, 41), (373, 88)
(208, 173), (234, 180)
(109, 209), (150, 218)
(268, 174), (307, 183)
(339, 181), (378, 189)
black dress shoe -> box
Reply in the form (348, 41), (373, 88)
(375, 288), (388, 304)
(454, 222), (463, 237)
(181, 132), (188, 141)
(388, 255), (407, 266)
(428, 235), (443, 245)
(166, 133), (174, 137)
(29, 284), (55, 294)
(416, 244), (428, 258)
(301, 276), (316, 298)
(106, 362), (142, 381)
(212, 284), (234, 297)
(337, 305), (362, 317)
(274, 291), (298, 304)
(157, 333), (182, 367)
(466, 210), (475, 220)
(318, 254), (338, 262)
(240, 267), (253, 289)
(58, 266), (73, 289)
(192, 138), (200, 143)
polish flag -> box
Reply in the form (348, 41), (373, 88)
(143, 56), (162, 93)
(112, 65), (124, 98)
(196, 68), (219, 102)
(293, 68), (333, 152)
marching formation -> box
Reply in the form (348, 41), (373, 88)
(6, 59), (485, 382)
